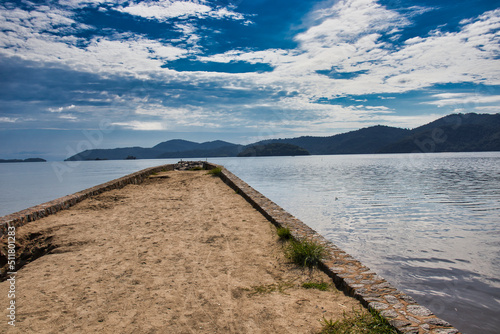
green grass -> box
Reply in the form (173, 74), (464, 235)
(188, 166), (204, 171)
(248, 281), (294, 296)
(320, 309), (398, 334)
(276, 227), (292, 240)
(207, 167), (222, 177)
(302, 281), (329, 291)
(284, 238), (326, 268)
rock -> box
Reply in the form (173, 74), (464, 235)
(384, 294), (399, 304)
(389, 319), (412, 328)
(425, 318), (452, 327)
(174, 160), (206, 171)
(432, 329), (459, 334)
(380, 309), (399, 318)
(407, 305), (433, 317)
(368, 301), (389, 310)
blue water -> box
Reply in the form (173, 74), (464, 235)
(1, 153), (499, 334)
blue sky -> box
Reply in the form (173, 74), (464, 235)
(0, 0), (499, 160)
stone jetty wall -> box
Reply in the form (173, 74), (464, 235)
(206, 162), (460, 334)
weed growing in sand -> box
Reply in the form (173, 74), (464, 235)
(277, 227), (292, 240)
(285, 238), (326, 268)
(320, 309), (397, 334)
(189, 166), (204, 171)
(207, 167), (222, 177)
(302, 281), (329, 291)
(248, 281), (294, 296)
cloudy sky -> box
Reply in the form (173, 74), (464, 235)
(0, 0), (499, 160)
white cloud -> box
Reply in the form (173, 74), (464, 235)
(297, 0), (405, 44)
(112, 121), (165, 130)
(424, 93), (500, 107)
(0, 7), (189, 77)
(199, 2), (499, 100)
(49, 105), (76, 113)
(119, 1), (210, 20)
(0, 5), (91, 38)
(197, 49), (295, 66)
(0, 3), (193, 79)
(474, 106), (500, 112)
(58, 114), (78, 121)
(0, 117), (18, 123)
(117, 0), (245, 21)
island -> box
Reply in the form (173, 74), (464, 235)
(0, 158), (46, 163)
(237, 143), (310, 157)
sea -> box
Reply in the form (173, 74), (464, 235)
(1, 152), (499, 334)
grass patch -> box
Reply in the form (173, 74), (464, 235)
(207, 167), (222, 177)
(302, 281), (329, 291)
(320, 309), (398, 334)
(277, 227), (292, 240)
(188, 166), (204, 171)
(247, 281), (294, 296)
(285, 238), (326, 268)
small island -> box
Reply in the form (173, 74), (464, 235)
(0, 158), (46, 163)
(237, 143), (310, 157)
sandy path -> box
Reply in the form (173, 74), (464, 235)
(1, 170), (364, 333)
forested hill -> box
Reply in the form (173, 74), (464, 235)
(254, 125), (411, 155)
(237, 143), (310, 157)
(379, 113), (500, 153)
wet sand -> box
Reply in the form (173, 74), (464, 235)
(0, 170), (365, 333)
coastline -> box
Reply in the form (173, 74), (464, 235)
(0, 162), (460, 333)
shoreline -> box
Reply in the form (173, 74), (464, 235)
(0, 162), (460, 333)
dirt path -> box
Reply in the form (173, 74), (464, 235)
(1, 170), (364, 333)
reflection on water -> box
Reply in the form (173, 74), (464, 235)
(213, 152), (500, 334)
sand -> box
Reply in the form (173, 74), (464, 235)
(0, 170), (365, 333)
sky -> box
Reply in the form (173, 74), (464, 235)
(0, 0), (499, 160)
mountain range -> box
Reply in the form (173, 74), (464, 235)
(65, 113), (500, 161)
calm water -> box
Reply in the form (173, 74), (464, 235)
(1, 153), (499, 333)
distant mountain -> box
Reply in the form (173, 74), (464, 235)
(238, 143), (310, 157)
(65, 140), (242, 161)
(156, 143), (242, 159)
(152, 139), (202, 152)
(0, 158), (46, 163)
(64, 113), (500, 161)
(65, 147), (164, 161)
(254, 125), (411, 155)
(379, 113), (500, 153)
